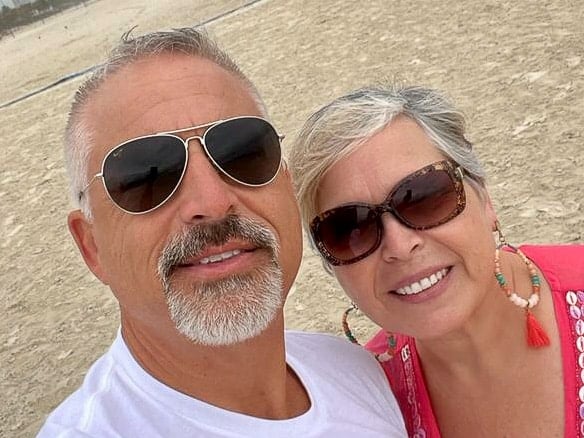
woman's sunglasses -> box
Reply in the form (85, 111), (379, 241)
(79, 116), (283, 214)
(310, 160), (466, 266)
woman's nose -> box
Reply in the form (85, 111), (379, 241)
(378, 213), (424, 262)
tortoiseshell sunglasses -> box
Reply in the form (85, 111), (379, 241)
(310, 160), (466, 266)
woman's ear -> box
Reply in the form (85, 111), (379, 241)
(482, 192), (498, 230)
(67, 210), (110, 285)
(470, 180), (498, 228)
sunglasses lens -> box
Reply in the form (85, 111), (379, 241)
(205, 118), (281, 185)
(102, 136), (186, 213)
(316, 206), (380, 263)
(392, 169), (460, 228)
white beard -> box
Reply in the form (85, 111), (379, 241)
(164, 261), (283, 346)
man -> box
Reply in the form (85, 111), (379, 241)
(37, 27), (406, 437)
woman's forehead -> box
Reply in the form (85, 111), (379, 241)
(316, 118), (445, 210)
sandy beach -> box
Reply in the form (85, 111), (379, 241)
(0, 0), (583, 435)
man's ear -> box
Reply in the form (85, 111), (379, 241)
(281, 159), (291, 177)
(67, 210), (109, 285)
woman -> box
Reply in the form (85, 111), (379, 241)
(289, 84), (584, 437)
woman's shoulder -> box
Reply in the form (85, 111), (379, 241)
(365, 330), (411, 356)
(521, 244), (584, 292)
(521, 244), (584, 262)
(365, 331), (417, 387)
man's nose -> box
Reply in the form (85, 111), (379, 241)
(174, 143), (237, 224)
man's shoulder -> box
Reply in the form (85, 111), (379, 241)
(36, 334), (127, 437)
(284, 330), (379, 368)
(285, 329), (360, 350)
(283, 330), (405, 435)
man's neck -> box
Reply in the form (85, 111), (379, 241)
(120, 313), (310, 419)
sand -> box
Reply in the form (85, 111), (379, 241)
(0, 0), (582, 436)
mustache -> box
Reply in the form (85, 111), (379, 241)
(157, 215), (279, 280)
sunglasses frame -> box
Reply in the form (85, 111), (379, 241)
(79, 116), (284, 215)
(310, 160), (466, 266)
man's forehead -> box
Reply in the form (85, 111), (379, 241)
(83, 54), (260, 146)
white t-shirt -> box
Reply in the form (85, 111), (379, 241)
(37, 331), (406, 437)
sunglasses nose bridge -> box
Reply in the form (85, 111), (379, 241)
(376, 202), (414, 237)
(183, 134), (203, 149)
(369, 203), (395, 244)
(185, 133), (220, 167)
(376, 201), (397, 221)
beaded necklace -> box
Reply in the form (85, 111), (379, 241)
(494, 245), (550, 348)
(342, 304), (397, 362)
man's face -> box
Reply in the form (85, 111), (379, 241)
(71, 54), (302, 345)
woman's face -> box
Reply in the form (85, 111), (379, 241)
(315, 116), (498, 340)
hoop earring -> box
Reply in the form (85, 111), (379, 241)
(494, 221), (550, 348)
(342, 303), (397, 362)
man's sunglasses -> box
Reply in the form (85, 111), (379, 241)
(79, 116), (283, 214)
(310, 160), (466, 266)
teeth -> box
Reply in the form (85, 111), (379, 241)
(199, 249), (241, 265)
(394, 268), (448, 296)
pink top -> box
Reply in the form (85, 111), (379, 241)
(366, 245), (584, 437)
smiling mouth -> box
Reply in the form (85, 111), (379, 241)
(393, 268), (450, 296)
(177, 248), (255, 267)
(199, 249), (242, 265)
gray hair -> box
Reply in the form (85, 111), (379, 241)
(289, 83), (487, 235)
(64, 27), (267, 218)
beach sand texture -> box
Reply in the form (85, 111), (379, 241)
(0, 0), (583, 436)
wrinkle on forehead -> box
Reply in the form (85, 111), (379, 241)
(82, 54), (262, 167)
(316, 117), (446, 212)
(88, 55), (258, 134)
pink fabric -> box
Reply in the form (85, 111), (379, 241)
(366, 244), (584, 437)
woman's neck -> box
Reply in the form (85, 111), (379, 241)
(415, 250), (546, 379)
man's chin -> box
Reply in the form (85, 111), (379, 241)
(172, 303), (280, 347)
(163, 262), (284, 346)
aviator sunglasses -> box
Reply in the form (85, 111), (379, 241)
(79, 116), (283, 214)
(310, 160), (466, 266)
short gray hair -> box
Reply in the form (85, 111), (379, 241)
(64, 27), (266, 218)
(289, 83), (487, 234)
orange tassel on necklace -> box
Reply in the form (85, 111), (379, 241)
(525, 309), (551, 347)
(495, 246), (550, 348)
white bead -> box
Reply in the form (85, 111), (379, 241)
(528, 294), (539, 308)
(377, 352), (392, 362)
(567, 291), (578, 305)
(510, 293), (528, 308)
(577, 320), (584, 336)
(578, 336), (584, 353)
